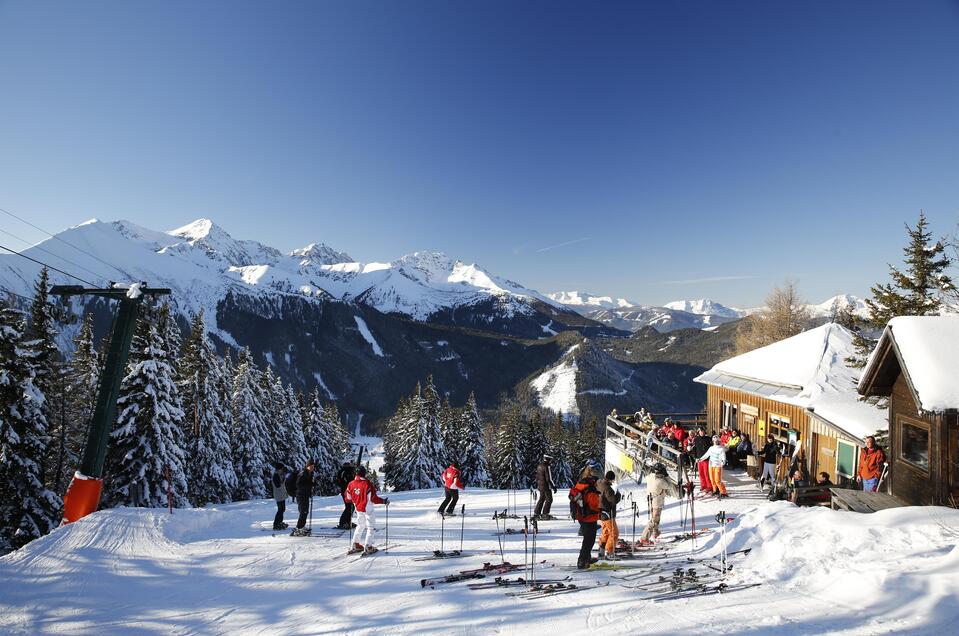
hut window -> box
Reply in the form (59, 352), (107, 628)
(899, 420), (930, 471)
(721, 402), (738, 430)
(768, 414), (790, 439)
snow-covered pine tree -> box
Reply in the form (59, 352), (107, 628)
(323, 401), (350, 466)
(231, 347), (269, 500)
(0, 306), (61, 553)
(519, 410), (548, 488)
(438, 396), (458, 468)
(48, 314), (100, 495)
(24, 268), (59, 491)
(490, 401), (524, 490)
(177, 311), (237, 506)
(259, 364), (280, 468)
(383, 395), (414, 491)
(570, 418), (602, 475)
(546, 412), (574, 488)
(302, 388), (336, 494)
(104, 307), (189, 508)
(850, 211), (955, 366)
(458, 392), (489, 487)
(403, 377), (445, 489)
(277, 381), (307, 472)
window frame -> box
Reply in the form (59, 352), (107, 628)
(897, 414), (931, 475)
(767, 412), (791, 440)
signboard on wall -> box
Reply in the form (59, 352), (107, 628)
(757, 419), (766, 438)
(740, 404), (759, 417)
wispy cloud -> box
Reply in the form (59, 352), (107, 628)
(659, 275), (758, 285)
(536, 236), (592, 253)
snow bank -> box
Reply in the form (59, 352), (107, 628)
(726, 502), (959, 634)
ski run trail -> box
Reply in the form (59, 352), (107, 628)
(2, 469), (958, 635)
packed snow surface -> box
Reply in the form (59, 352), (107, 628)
(354, 316), (385, 357)
(698, 323), (886, 440)
(530, 345), (580, 416)
(1, 472), (956, 635)
(864, 316), (959, 412)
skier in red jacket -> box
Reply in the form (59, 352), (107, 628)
(345, 466), (389, 554)
(438, 461), (464, 516)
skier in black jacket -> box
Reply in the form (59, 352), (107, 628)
(335, 462), (356, 529)
(758, 435), (779, 489)
(293, 459), (315, 534)
(533, 455), (556, 519)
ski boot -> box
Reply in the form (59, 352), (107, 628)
(290, 527), (312, 537)
(363, 545), (379, 555)
(347, 542), (365, 555)
(598, 548), (606, 561)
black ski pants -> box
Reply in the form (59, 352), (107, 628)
(339, 500), (354, 528)
(534, 487), (552, 517)
(296, 494), (310, 529)
(274, 499), (286, 528)
(578, 521), (598, 567)
(438, 487), (459, 514)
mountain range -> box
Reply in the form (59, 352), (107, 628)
(0, 217), (867, 429)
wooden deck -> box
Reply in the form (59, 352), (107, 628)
(829, 488), (905, 514)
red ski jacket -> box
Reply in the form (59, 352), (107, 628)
(443, 466), (464, 490)
(345, 476), (385, 513)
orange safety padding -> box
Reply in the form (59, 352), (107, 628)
(62, 476), (103, 524)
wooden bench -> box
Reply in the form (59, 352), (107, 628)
(793, 485), (833, 507)
(829, 488), (905, 513)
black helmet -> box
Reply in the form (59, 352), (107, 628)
(652, 462), (668, 477)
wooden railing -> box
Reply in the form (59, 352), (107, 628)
(605, 414), (687, 489)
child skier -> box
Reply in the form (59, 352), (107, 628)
(699, 436), (728, 497)
(346, 465), (390, 554)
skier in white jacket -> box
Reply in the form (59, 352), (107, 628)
(699, 436), (728, 497)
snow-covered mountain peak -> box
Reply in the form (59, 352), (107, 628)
(169, 218), (219, 241)
(289, 242), (353, 266)
(664, 299), (744, 319)
(808, 294), (869, 318)
(547, 290), (636, 309)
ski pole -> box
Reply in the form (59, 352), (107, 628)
(440, 509), (445, 554)
(631, 501), (637, 556)
(385, 501), (389, 549)
(460, 504), (465, 553)
(529, 488), (533, 520)
(531, 517), (538, 587)
(523, 516), (529, 589)
(494, 511), (505, 564)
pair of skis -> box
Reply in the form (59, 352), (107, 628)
(466, 575), (571, 590)
(646, 581), (762, 601)
(507, 581), (610, 599)
(420, 560), (545, 588)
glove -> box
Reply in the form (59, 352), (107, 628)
(384, 498), (391, 505)
(553, 487), (557, 494)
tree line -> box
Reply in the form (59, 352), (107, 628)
(382, 377), (602, 493)
(0, 269), (350, 554)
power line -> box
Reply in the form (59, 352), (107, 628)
(0, 285), (36, 305)
(0, 206), (129, 279)
(0, 243), (97, 287)
(0, 226), (111, 283)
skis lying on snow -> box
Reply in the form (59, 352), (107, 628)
(611, 549), (752, 580)
(420, 560), (548, 588)
(492, 510), (522, 520)
(412, 550), (497, 562)
(282, 528), (346, 538)
(506, 581), (610, 599)
(467, 576), (571, 590)
(647, 581), (762, 601)
(492, 528), (552, 536)
(619, 567), (723, 591)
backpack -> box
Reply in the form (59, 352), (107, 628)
(284, 471), (297, 496)
(568, 482), (599, 521)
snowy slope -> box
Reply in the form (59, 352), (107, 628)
(1, 477), (956, 635)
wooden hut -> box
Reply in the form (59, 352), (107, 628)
(696, 323), (886, 483)
(858, 316), (959, 505)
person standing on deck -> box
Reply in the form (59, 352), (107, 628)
(699, 436), (728, 498)
(857, 436), (887, 492)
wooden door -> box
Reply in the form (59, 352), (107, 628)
(814, 434), (838, 481)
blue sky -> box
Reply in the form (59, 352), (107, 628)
(1, 1), (957, 307)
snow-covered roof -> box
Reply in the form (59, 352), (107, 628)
(696, 323), (885, 441)
(859, 316), (959, 412)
